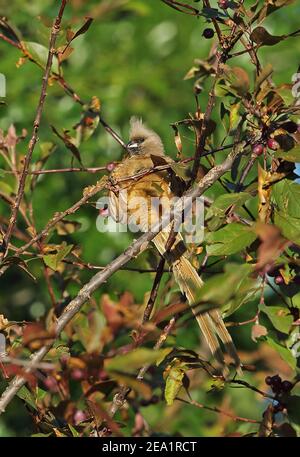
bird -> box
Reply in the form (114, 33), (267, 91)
(108, 117), (241, 376)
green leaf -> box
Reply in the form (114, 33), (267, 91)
(266, 336), (296, 370)
(68, 424), (80, 437)
(274, 146), (300, 163)
(164, 361), (186, 406)
(206, 223), (257, 256)
(104, 348), (170, 373)
(24, 42), (59, 73)
(206, 192), (250, 219)
(17, 386), (38, 411)
(43, 242), (73, 271)
(193, 263), (253, 307)
(274, 211), (300, 244)
(272, 180), (300, 218)
(286, 396), (300, 424)
(260, 303), (293, 334)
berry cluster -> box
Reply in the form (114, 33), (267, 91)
(265, 375), (293, 394)
(265, 375), (293, 413)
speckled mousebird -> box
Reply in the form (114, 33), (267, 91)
(108, 118), (241, 375)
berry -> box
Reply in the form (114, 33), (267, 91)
(218, 0), (229, 9)
(267, 138), (280, 150)
(282, 380), (293, 392)
(71, 369), (85, 381)
(106, 162), (115, 172)
(203, 28), (214, 39)
(74, 410), (87, 424)
(252, 143), (264, 156)
(43, 376), (59, 392)
(265, 376), (273, 386)
(271, 374), (282, 384)
(275, 275), (284, 285)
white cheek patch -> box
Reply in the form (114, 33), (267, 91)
(129, 142), (139, 149)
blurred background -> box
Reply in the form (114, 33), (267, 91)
(0, 0), (300, 436)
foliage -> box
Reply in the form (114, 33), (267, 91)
(0, 0), (300, 437)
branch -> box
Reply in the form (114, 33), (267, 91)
(0, 145), (243, 414)
(0, 0), (68, 260)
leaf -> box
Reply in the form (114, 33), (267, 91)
(51, 125), (83, 165)
(266, 336), (296, 370)
(274, 211), (300, 245)
(226, 67), (250, 96)
(24, 42), (59, 73)
(164, 361), (186, 406)
(251, 323), (268, 342)
(260, 303), (293, 334)
(206, 223), (256, 256)
(229, 103), (241, 132)
(171, 125), (182, 157)
(68, 424), (80, 437)
(258, 165), (272, 224)
(206, 192), (250, 219)
(255, 64), (273, 93)
(17, 386), (38, 411)
(43, 242), (73, 271)
(250, 27), (284, 46)
(286, 396), (300, 424)
(274, 146), (300, 163)
(272, 180), (300, 218)
(104, 348), (170, 373)
(193, 263), (253, 307)
(65, 17), (93, 47)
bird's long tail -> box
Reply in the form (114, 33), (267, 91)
(153, 229), (241, 376)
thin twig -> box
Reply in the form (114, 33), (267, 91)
(0, 0), (68, 260)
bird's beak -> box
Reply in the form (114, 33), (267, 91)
(126, 140), (140, 155)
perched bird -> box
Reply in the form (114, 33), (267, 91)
(108, 118), (241, 375)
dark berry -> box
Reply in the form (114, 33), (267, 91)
(281, 380), (293, 392)
(271, 374), (282, 384)
(275, 275), (284, 285)
(265, 376), (273, 386)
(203, 28), (214, 39)
(252, 143), (264, 156)
(267, 138), (280, 150)
(218, 0), (229, 9)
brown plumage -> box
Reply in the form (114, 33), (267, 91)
(108, 118), (241, 375)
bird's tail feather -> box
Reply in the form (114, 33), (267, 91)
(153, 229), (241, 376)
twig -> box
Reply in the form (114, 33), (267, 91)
(0, 0), (68, 260)
(177, 397), (260, 424)
(0, 147), (243, 414)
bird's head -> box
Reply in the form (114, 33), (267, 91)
(127, 117), (165, 156)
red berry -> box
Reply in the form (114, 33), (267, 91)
(267, 138), (280, 150)
(71, 369), (85, 381)
(43, 376), (59, 392)
(252, 144), (264, 156)
(275, 275), (284, 285)
(106, 162), (115, 172)
(74, 410), (87, 425)
(203, 28), (214, 39)
(282, 380), (293, 392)
(218, 0), (229, 8)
